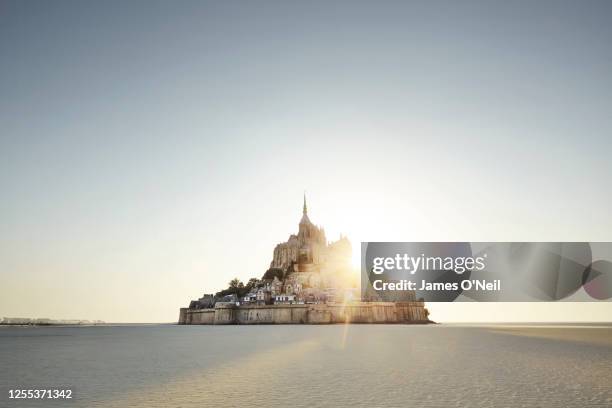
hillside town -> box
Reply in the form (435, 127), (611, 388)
(187, 195), (358, 309)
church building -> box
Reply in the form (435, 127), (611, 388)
(265, 195), (355, 303)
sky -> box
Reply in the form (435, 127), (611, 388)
(1, 0), (611, 323)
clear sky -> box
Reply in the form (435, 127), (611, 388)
(1, 1), (611, 322)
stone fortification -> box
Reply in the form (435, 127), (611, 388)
(179, 197), (432, 324)
(179, 301), (430, 325)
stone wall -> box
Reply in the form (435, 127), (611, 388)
(179, 302), (430, 325)
(179, 308), (215, 324)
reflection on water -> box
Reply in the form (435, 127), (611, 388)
(1, 324), (611, 407)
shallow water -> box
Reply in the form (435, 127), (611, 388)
(1, 324), (611, 407)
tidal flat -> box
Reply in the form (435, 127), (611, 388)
(1, 324), (611, 407)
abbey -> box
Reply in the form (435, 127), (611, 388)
(179, 196), (431, 324)
(266, 195), (355, 303)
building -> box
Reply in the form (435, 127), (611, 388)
(179, 196), (431, 324)
(264, 195), (355, 304)
(274, 294), (297, 304)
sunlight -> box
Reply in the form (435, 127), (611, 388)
(351, 246), (361, 269)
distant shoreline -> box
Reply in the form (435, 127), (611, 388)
(0, 322), (173, 327)
(0, 322), (105, 327)
(0, 318), (105, 326)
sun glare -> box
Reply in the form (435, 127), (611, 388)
(351, 247), (361, 269)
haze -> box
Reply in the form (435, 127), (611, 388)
(1, 1), (611, 322)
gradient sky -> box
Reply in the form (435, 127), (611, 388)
(1, 1), (611, 322)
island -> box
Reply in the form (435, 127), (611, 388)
(179, 196), (431, 324)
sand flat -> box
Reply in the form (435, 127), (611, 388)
(2, 325), (612, 407)
(487, 325), (612, 347)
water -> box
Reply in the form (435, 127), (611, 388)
(1, 324), (611, 407)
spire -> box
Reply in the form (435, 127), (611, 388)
(299, 192), (312, 226)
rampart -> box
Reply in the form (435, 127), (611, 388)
(178, 302), (430, 325)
